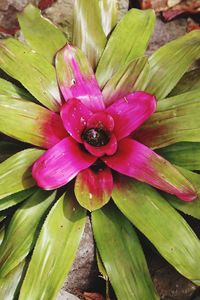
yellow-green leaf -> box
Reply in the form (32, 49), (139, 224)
(96, 8), (155, 88)
(0, 38), (61, 111)
(0, 149), (44, 200)
(145, 30), (200, 100)
(18, 4), (67, 64)
(92, 204), (159, 300)
(102, 57), (149, 106)
(0, 188), (36, 211)
(19, 193), (86, 300)
(73, 0), (106, 69)
(0, 261), (26, 300)
(99, 0), (118, 36)
(0, 190), (56, 277)
(112, 177), (200, 285)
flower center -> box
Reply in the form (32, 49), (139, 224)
(82, 128), (110, 147)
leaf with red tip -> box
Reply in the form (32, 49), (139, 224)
(102, 138), (197, 201)
(56, 45), (105, 112)
(136, 89), (200, 149)
(0, 97), (67, 149)
(75, 167), (113, 211)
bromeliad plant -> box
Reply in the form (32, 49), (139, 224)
(1, 1), (200, 299)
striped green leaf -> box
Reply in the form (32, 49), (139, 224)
(145, 30), (200, 100)
(112, 177), (200, 285)
(99, 0), (118, 36)
(170, 68), (200, 96)
(92, 204), (159, 300)
(0, 149), (44, 200)
(73, 0), (106, 69)
(0, 188), (36, 211)
(0, 78), (33, 101)
(96, 8), (155, 88)
(157, 142), (200, 171)
(102, 57), (149, 106)
(18, 4), (67, 63)
(19, 193), (86, 300)
(0, 38), (61, 111)
(0, 261), (26, 300)
(0, 190), (56, 277)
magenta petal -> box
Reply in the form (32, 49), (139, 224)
(84, 134), (117, 157)
(102, 138), (197, 201)
(87, 112), (114, 132)
(56, 45), (105, 112)
(75, 167), (113, 211)
(32, 137), (96, 189)
(60, 98), (93, 142)
(42, 113), (68, 149)
(106, 92), (156, 140)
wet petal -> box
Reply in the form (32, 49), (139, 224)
(106, 92), (156, 140)
(32, 137), (96, 189)
(87, 112), (114, 132)
(102, 138), (197, 201)
(56, 44), (105, 112)
(75, 167), (113, 211)
(84, 134), (117, 158)
(60, 98), (93, 142)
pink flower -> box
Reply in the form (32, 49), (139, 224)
(32, 45), (197, 207)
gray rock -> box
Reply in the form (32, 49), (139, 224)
(56, 290), (80, 300)
(62, 216), (97, 293)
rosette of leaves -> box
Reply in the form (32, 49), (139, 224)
(0, 1), (200, 299)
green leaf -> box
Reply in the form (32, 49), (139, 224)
(0, 188), (36, 211)
(170, 68), (200, 96)
(102, 57), (149, 106)
(99, 0), (118, 36)
(92, 204), (159, 300)
(157, 142), (200, 170)
(0, 78), (33, 101)
(96, 8), (155, 88)
(19, 193), (86, 300)
(18, 4), (67, 64)
(0, 261), (26, 300)
(136, 89), (200, 149)
(112, 177), (200, 285)
(165, 167), (200, 219)
(145, 30), (200, 100)
(0, 226), (5, 246)
(0, 96), (65, 148)
(0, 38), (61, 112)
(0, 190), (56, 277)
(0, 148), (44, 200)
(73, 0), (106, 69)
(0, 141), (23, 163)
